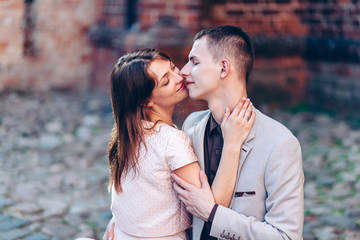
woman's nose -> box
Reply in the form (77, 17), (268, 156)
(175, 73), (183, 83)
(180, 63), (189, 76)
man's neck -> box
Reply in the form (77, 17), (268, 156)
(207, 88), (247, 124)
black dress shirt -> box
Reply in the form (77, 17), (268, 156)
(201, 115), (224, 240)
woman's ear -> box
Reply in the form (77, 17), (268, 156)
(144, 99), (154, 108)
(219, 59), (230, 79)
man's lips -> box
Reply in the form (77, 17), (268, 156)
(184, 81), (194, 87)
(176, 82), (186, 92)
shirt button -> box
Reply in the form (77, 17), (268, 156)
(215, 149), (220, 154)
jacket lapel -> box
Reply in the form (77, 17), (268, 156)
(192, 111), (210, 170)
(229, 108), (258, 208)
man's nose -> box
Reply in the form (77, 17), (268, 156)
(180, 63), (189, 76)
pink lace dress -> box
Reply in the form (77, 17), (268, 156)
(111, 122), (198, 239)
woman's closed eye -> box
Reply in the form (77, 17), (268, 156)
(162, 79), (169, 87)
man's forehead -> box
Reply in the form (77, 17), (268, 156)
(189, 38), (207, 58)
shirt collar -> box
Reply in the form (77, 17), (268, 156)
(209, 114), (221, 134)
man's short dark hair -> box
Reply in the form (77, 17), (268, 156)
(194, 25), (255, 83)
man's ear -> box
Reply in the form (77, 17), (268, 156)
(219, 59), (230, 79)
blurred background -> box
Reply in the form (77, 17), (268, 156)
(0, 0), (359, 239)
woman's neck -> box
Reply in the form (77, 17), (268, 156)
(147, 106), (174, 126)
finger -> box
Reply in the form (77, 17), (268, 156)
(230, 97), (245, 120)
(221, 107), (231, 124)
(243, 102), (253, 121)
(171, 173), (192, 190)
(173, 181), (189, 199)
(185, 205), (193, 213)
(248, 110), (256, 125)
(238, 98), (250, 119)
(179, 195), (187, 203)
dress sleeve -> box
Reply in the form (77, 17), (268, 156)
(165, 129), (198, 171)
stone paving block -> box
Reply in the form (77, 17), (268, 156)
(23, 233), (51, 240)
(97, 210), (112, 221)
(0, 229), (31, 240)
(0, 198), (14, 209)
(0, 214), (12, 223)
(41, 222), (77, 238)
(0, 218), (29, 231)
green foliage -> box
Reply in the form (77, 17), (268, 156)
(332, 209), (345, 216)
(305, 209), (312, 215)
(289, 102), (336, 117)
(356, 218), (360, 225)
(333, 138), (343, 146)
(86, 221), (97, 230)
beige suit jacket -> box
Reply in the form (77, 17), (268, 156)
(182, 109), (304, 240)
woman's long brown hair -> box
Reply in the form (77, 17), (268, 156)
(108, 49), (171, 193)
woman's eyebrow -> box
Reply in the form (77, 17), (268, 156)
(160, 71), (169, 81)
(160, 62), (173, 81)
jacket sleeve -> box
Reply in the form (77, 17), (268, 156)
(209, 135), (304, 240)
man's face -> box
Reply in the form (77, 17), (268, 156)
(180, 37), (220, 101)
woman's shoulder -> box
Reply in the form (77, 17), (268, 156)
(143, 120), (185, 138)
(157, 122), (184, 136)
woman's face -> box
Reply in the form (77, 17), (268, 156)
(147, 59), (188, 109)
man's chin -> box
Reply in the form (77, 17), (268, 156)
(186, 89), (203, 101)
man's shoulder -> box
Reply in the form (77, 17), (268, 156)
(255, 109), (296, 140)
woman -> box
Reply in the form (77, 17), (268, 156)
(106, 49), (255, 239)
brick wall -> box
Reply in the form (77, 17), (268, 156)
(0, 0), (25, 89)
(204, 0), (360, 109)
(97, 0), (126, 27)
(138, 0), (201, 33)
(1, 0), (359, 111)
(208, 0), (360, 38)
(90, 0), (202, 89)
(0, 0), (97, 91)
(88, 0), (360, 111)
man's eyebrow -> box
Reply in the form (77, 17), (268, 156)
(189, 56), (196, 61)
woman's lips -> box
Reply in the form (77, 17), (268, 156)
(176, 82), (185, 92)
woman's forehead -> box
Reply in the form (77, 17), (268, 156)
(148, 59), (172, 80)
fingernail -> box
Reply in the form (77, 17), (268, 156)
(242, 97), (246, 100)
(225, 107), (228, 112)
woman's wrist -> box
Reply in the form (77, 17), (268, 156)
(223, 141), (243, 152)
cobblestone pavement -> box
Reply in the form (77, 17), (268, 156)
(0, 91), (360, 240)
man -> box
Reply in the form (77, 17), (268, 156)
(172, 25), (304, 239)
